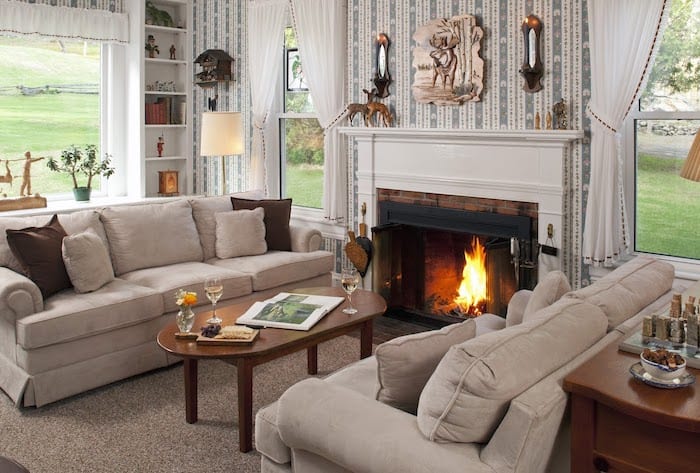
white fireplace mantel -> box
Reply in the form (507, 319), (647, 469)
(339, 127), (584, 282)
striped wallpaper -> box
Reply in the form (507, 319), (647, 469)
(192, 0), (592, 284)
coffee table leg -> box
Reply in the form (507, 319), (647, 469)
(307, 345), (318, 374)
(237, 358), (254, 453)
(360, 320), (373, 358)
(184, 358), (198, 424)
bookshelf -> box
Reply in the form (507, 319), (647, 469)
(141, 0), (193, 197)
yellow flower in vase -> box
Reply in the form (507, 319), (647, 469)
(175, 288), (198, 308)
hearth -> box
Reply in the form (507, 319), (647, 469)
(373, 199), (537, 325)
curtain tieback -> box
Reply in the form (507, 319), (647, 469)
(586, 104), (618, 133)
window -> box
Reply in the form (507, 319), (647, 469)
(279, 27), (324, 209)
(0, 36), (103, 198)
(628, 0), (700, 261)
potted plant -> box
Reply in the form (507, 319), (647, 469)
(46, 145), (116, 201)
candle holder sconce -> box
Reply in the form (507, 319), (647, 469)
(373, 33), (391, 98)
(519, 15), (543, 93)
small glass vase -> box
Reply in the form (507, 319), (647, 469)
(176, 306), (195, 333)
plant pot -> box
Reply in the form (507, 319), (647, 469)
(73, 187), (92, 202)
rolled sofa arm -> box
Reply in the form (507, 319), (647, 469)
(289, 225), (323, 252)
(0, 267), (43, 322)
(277, 378), (484, 473)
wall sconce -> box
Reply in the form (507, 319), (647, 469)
(519, 15), (543, 93)
(373, 33), (391, 98)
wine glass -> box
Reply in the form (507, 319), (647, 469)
(341, 268), (361, 314)
(204, 276), (224, 324)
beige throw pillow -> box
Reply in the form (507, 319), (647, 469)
(62, 229), (115, 293)
(417, 298), (607, 444)
(215, 208), (267, 258)
(376, 319), (476, 413)
(519, 270), (571, 324)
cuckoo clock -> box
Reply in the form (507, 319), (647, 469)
(194, 49), (235, 88)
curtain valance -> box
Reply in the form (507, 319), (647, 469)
(0, 0), (129, 43)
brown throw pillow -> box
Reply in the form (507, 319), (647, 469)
(231, 197), (292, 251)
(6, 214), (72, 298)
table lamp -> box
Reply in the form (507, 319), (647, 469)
(680, 128), (700, 181)
(200, 111), (244, 194)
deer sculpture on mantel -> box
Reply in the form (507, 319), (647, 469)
(345, 88), (393, 127)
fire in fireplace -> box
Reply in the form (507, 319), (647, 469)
(372, 197), (537, 325)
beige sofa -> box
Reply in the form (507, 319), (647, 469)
(256, 256), (681, 473)
(0, 194), (334, 407)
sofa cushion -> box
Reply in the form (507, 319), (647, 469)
(119, 261), (252, 313)
(566, 255), (674, 331)
(189, 191), (264, 260)
(0, 210), (106, 275)
(521, 270), (571, 324)
(16, 278), (163, 350)
(416, 297), (607, 443)
(215, 208), (267, 258)
(6, 215), (72, 298)
(376, 319), (476, 413)
(208, 250), (334, 291)
(231, 197), (292, 251)
(62, 229), (115, 293)
(100, 200), (203, 276)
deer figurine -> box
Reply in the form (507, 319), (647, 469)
(364, 88), (393, 127)
(345, 88), (377, 126)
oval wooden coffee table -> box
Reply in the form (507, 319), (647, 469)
(157, 287), (386, 453)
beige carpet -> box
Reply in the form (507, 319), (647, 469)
(0, 336), (367, 473)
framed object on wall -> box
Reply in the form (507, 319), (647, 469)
(286, 49), (308, 91)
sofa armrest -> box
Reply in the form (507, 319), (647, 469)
(505, 289), (533, 327)
(289, 225), (323, 252)
(0, 267), (43, 322)
(277, 378), (488, 473)
(481, 378), (567, 473)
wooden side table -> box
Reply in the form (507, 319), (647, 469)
(563, 340), (700, 472)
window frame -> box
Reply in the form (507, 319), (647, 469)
(624, 105), (700, 278)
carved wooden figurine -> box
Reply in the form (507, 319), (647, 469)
(20, 151), (43, 197)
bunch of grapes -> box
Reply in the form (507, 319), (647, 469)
(200, 324), (221, 338)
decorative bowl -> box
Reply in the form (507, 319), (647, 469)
(640, 349), (686, 381)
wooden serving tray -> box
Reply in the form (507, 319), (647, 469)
(196, 329), (259, 345)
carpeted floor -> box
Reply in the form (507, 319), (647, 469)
(0, 335), (367, 473)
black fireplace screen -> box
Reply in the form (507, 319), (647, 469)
(372, 201), (536, 322)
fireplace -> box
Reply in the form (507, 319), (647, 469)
(373, 193), (537, 324)
(339, 126), (584, 305)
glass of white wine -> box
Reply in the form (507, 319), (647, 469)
(341, 268), (361, 314)
(204, 276), (224, 324)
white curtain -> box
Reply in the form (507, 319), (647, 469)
(582, 0), (669, 266)
(290, 0), (347, 221)
(248, 0), (287, 193)
(0, 0), (128, 43)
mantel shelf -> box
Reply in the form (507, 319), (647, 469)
(338, 127), (584, 144)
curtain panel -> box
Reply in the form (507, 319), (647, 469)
(582, 0), (669, 266)
(290, 0), (347, 222)
(0, 0), (128, 43)
(247, 0), (287, 193)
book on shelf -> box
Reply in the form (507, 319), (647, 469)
(235, 292), (345, 331)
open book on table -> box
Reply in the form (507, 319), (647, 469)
(235, 292), (345, 331)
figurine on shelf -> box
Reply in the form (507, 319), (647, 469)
(545, 111), (552, 130)
(157, 135), (165, 157)
(20, 151), (44, 197)
(534, 112), (541, 130)
(553, 98), (568, 130)
(169, 44), (176, 60)
(145, 35), (159, 59)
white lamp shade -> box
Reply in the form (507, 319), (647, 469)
(200, 111), (244, 156)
